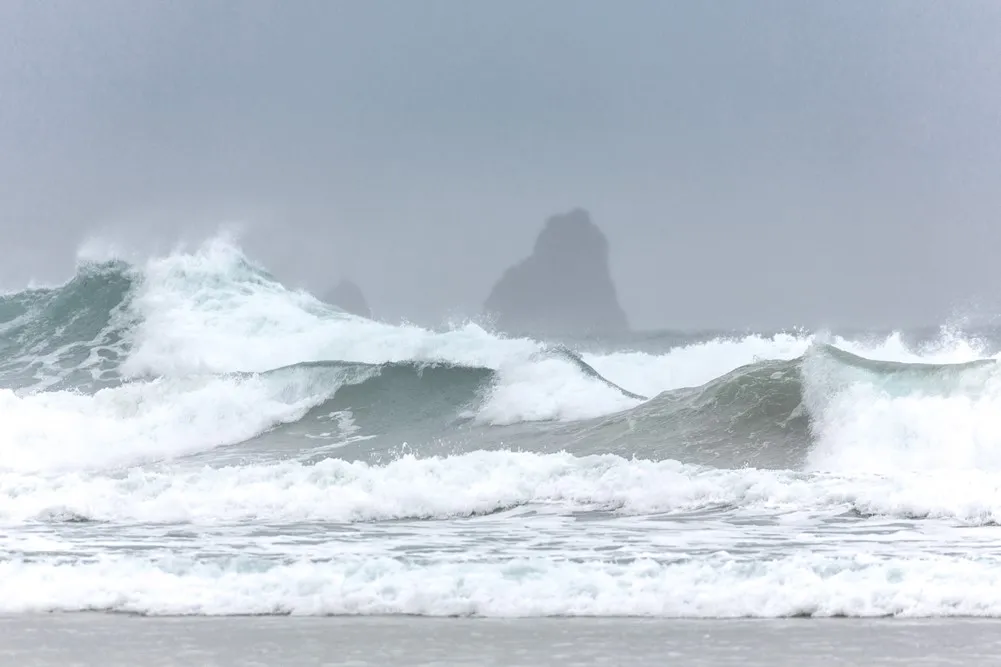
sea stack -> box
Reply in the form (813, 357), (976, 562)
(483, 208), (629, 337)
(324, 278), (372, 318)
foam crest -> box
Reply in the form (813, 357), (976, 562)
(0, 365), (350, 472)
(477, 359), (643, 424)
(583, 333), (811, 397)
(121, 237), (541, 378)
(8, 451), (1001, 525)
(832, 329), (992, 365)
(11, 234), (1001, 442)
(4, 552), (1001, 617)
(582, 330), (990, 401)
(802, 349), (1001, 473)
(112, 237), (649, 423)
(1, 451), (669, 523)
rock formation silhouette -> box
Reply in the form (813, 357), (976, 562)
(483, 208), (629, 336)
(324, 278), (371, 318)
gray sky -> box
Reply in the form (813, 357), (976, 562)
(2, 0), (1001, 331)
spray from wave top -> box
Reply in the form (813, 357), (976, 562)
(801, 345), (1001, 473)
(0, 237), (650, 470)
(0, 234), (999, 475)
(7, 235), (1001, 620)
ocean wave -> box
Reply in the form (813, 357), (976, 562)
(4, 551), (1001, 617)
(6, 235), (1001, 621)
(801, 345), (1001, 473)
(2, 236), (1001, 474)
(6, 450), (1001, 526)
(0, 363), (358, 473)
(0, 260), (135, 392)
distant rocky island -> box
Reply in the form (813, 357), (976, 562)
(483, 208), (629, 337)
(324, 278), (371, 318)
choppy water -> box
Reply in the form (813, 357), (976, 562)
(4, 236), (1001, 617)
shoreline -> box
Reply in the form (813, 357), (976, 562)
(2, 614), (999, 666)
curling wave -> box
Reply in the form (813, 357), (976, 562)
(4, 235), (1001, 619)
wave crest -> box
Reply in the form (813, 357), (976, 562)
(2, 236), (1000, 474)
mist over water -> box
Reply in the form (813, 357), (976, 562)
(1, 235), (1001, 618)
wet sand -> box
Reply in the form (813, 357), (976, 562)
(0, 614), (997, 666)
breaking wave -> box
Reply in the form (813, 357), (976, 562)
(2, 236), (999, 474)
(4, 235), (1001, 618)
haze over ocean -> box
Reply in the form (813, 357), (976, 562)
(4, 2), (1001, 665)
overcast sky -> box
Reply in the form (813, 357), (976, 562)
(2, 0), (1001, 330)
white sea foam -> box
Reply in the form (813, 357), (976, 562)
(112, 238), (640, 424)
(7, 235), (1001, 470)
(0, 365), (359, 473)
(5, 237), (1001, 620)
(476, 358), (643, 424)
(3, 551), (1001, 617)
(115, 236), (1000, 429)
(5, 450), (1001, 525)
(119, 237), (536, 377)
(584, 330), (992, 402)
(582, 334), (809, 399)
(801, 345), (1001, 474)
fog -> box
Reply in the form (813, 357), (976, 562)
(3, 0), (1001, 331)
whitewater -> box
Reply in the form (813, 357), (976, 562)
(6, 236), (1001, 619)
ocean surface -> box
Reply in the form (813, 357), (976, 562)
(4, 237), (1001, 661)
